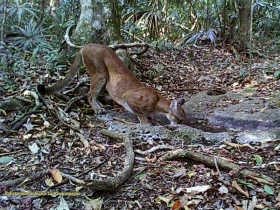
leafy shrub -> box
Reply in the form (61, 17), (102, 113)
(177, 29), (218, 46)
(253, 1), (280, 37)
(11, 20), (47, 50)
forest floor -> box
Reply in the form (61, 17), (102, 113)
(0, 39), (280, 209)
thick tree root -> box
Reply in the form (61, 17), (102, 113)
(161, 149), (276, 185)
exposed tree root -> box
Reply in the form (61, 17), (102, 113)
(37, 91), (84, 134)
(64, 94), (86, 112)
(1, 91), (42, 139)
(113, 117), (137, 125)
(135, 145), (174, 155)
(64, 24), (150, 52)
(85, 130), (134, 191)
(0, 171), (49, 187)
(161, 149), (276, 185)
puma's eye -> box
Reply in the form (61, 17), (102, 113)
(177, 118), (186, 124)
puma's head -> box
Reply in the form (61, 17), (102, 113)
(167, 98), (186, 125)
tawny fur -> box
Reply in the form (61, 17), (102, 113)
(37, 44), (186, 124)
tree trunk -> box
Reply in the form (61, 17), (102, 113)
(107, 0), (122, 42)
(1, 0), (8, 43)
(238, 0), (254, 52)
(49, 0), (60, 17)
(71, 0), (110, 45)
(38, 0), (46, 26)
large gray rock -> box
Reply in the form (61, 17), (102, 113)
(96, 91), (279, 144)
(183, 91), (280, 143)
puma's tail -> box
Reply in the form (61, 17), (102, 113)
(37, 50), (82, 95)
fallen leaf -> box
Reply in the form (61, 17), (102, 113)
(50, 168), (63, 183)
(0, 156), (14, 164)
(218, 185), (228, 194)
(45, 178), (54, 187)
(23, 121), (34, 132)
(43, 120), (50, 127)
(173, 169), (186, 178)
(253, 154), (263, 166)
(28, 143), (40, 154)
(232, 180), (249, 198)
(84, 197), (103, 210)
(264, 184), (274, 195)
(155, 195), (171, 205)
(185, 185), (211, 193)
(171, 200), (184, 210)
(276, 192), (280, 201)
(57, 196), (69, 210)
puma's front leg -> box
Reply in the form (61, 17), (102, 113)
(87, 77), (106, 114)
(87, 92), (106, 114)
(137, 114), (149, 124)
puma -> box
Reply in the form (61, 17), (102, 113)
(37, 44), (186, 125)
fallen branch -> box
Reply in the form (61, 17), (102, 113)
(0, 170), (84, 188)
(37, 91), (84, 134)
(54, 106), (83, 134)
(135, 145), (174, 155)
(64, 94), (86, 112)
(113, 117), (137, 125)
(63, 77), (89, 95)
(10, 106), (42, 127)
(64, 25), (150, 52)
(2, 91), (43, 139)
(223, 141), (254, 150)
(0, 171), (49, 187)
(161, 149), (276, 185)
(61, 172), (85, 185)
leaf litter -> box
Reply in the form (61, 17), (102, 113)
(0, 42), (280, 209)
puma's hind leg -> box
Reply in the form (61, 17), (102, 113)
(87, 76), (107, 114)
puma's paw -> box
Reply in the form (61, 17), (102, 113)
(94, 108), (106, 115)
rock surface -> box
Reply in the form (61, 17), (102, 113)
(97, 90), (280, 144)
(183, 91), (280, 143)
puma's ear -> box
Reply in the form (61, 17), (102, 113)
(170, 99), (178, 110)
(170, 99), (179, 112)
(176, 98), (185, 106)
(169, 99), (186, 124)
(170, 98), (185, 110)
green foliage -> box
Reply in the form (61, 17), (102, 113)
(122, 0), (241, 46)
(0, 42), (21, 72)
(264, 184), (274, 195)
(42, 7), (76, 39)
(12, 20), (47, 50)
(237, 179), (254, 189)
(7, 0), (39, 23)
(121, 0), (278, 47)
(254, 1), (280, 37)
(43, 49), (68, 74)
(1, 0), (78, 69)
(274, 71), (280, 80)
(151, 41), (175, 51)
(252, 154), (263, 166)
(178, 29), (217, 46)
(123, 0), (185, 42)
